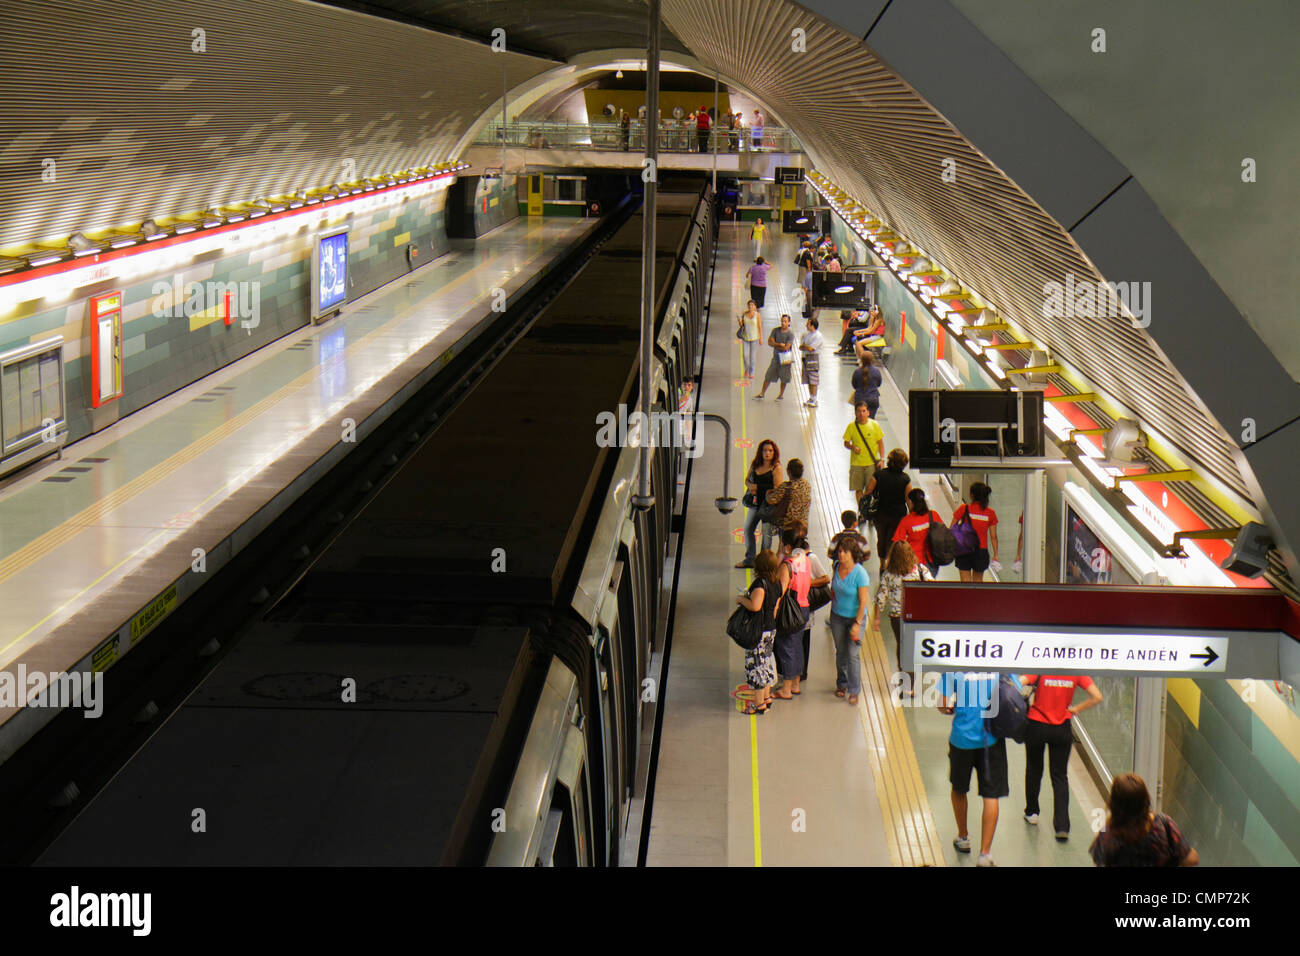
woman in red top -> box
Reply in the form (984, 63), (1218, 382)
(890, 488), (943, 578)
(952, 481), (1000, 583)
(1020, 674), (1103, 840)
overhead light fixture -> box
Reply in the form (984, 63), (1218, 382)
(172, 223), (197, 234)
(26, 251), (67, 267)
(616, 69), (623, 78)
(68, 232), (100, 255)
(107, 235), (138, 248)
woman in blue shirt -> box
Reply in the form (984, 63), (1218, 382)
(828, 536), (870, 703)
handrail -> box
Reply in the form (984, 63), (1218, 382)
(473, 121), (803, 154)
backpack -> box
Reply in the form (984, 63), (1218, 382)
(926, 515), (957, 566)
(985, 675), (1029, 743)
(952, 506), (979, 557)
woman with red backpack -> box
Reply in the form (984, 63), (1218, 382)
(952, 481), (1000, 582)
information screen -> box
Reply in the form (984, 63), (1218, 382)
(317, 231), (348, 313)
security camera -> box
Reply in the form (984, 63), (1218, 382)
(1221, 522), (1274, 579)
(715, 496), (739, 515)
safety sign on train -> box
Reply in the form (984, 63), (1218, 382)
(911, 629), (1229, 675)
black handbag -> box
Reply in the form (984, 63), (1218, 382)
(726, 604), (764, 651)
(776, 588), (805, 634)
(767, 485), (791, 527)
(742, 490), (759, 509)
(807, 583), (832, 612)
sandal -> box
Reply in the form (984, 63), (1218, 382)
(834, 688), (846, 698)
(848, 694), (859, 704)
(741, 702), (760, 715)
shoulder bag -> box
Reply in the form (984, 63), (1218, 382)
(926, 514), (958, 566)
(767, 483), (791, 527)
(951, 505), (979, 557)
(726, 603), (764, 651)
(775, 559), (808, 634)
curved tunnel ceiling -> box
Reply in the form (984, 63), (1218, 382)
(0, 0), (1294, 577)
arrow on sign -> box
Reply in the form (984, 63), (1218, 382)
(1190, 646), (1220, 667)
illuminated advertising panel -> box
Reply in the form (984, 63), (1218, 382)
(311, 227), (349, 319)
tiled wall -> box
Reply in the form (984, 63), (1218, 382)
(1165, 678), (1300, 866)
(0, 184), (451, 445)
(473, 175), (520, 235)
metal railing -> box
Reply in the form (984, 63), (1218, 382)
(474, 121), (802, 154)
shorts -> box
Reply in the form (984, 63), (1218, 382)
(801, 359), (819, 386)
(949, 738), (1009, 798)
(849, 464), (873, 492)
(765, 356), (792, 384)
(955, 547), (991, 572)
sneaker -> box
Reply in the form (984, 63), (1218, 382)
(775, 394), (785, 401)
(752, 394), (764, 401)
(734, 559), (754, 569)
(805, 398), (818, 407)
(1055, 831), (1069, 842)
(1024, 812), (1039, 825)
(952, 836), (971, 853)
(976, 853), (997, 868)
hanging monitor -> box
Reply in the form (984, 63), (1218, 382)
(311, 227), (349, 321)
(810, 269), (873, 309)
(908, 388), (1052, 470)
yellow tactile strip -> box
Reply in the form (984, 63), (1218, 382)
(781, 283), (945, 867)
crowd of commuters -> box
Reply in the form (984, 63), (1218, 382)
(726, 221), (1198, 868)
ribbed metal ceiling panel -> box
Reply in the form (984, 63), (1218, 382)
(0, 0), (551, 249)
(662, 0), (1254, 504)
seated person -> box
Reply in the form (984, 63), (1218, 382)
(837, 305), (882, 353)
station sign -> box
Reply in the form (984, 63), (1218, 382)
(910, 627), (1230, 675)
(899, 583), (1300, 683)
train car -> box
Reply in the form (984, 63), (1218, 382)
(37, 176), (714, 867)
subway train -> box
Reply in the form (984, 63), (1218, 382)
(37, 174), (715, 867)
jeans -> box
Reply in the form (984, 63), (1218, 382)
(741, 338), (757, 377)
(828, 612), (862, 695)
(1024, 718), (1073, 833)
(744, 506), (775, 561)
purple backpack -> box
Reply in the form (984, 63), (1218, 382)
(952, 507), (979, 557)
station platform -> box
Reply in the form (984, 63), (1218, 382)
(0, 216), (596, 750)
(647, 224), (1106, 866)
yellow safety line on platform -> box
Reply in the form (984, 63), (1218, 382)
(0, 240), (565, 655)
(750, 713), (763, 867)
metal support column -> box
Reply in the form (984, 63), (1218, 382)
(1022, 468), (1046, 582)
(633, 0), (660, 511)
(712, 70), (719, 192)
(1133, 679), (1167, 811)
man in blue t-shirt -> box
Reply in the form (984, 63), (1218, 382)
(938, 671), (1021, 868)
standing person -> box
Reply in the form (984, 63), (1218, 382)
(734, 112), (746, 150)
(765, 457), (811, 534)
(891, 488), (943, 577)
(1020, 674), (1103, 841)
(939, 671), (1016, 867)
(737, 550), (782, 715)
(736, 439), (783, 569)
(952, 481), (1001, 582)
(773, 528), (812, 699)
(726, 109), (739, 152)
(696, 104), (712, 153)
(1090, 774), (1199, 866)
(745, 255), (770, 307)
(749, 218), (768, 258)
(828, 537), (869, 704)
(795, 242), (814, 285)
(850, 351), (883, 420)
(754, 313), (795, 400)
(793, 525), (830, 687)
(873, 541), (932, 694)
(799, 316), (823, 407)
(619, 109), (631, 151)
(752, 109), (764, 150)
(737, 299), (761, 379)
(843, 400), (884, 516)
(827, 510), (869, 563)
(864, 449), (912, 574)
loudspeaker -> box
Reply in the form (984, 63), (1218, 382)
(1103, 418), (1143, 463)
(1221, 522), (1274, 579)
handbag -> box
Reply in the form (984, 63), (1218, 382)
(807, 582), (832, 612)
(726, 604), (764, 651)
(778, 349), (793, 365)
(742, 490), (759, 509)
(951, 507), (979, 557)
(736, 326), (744, 340)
